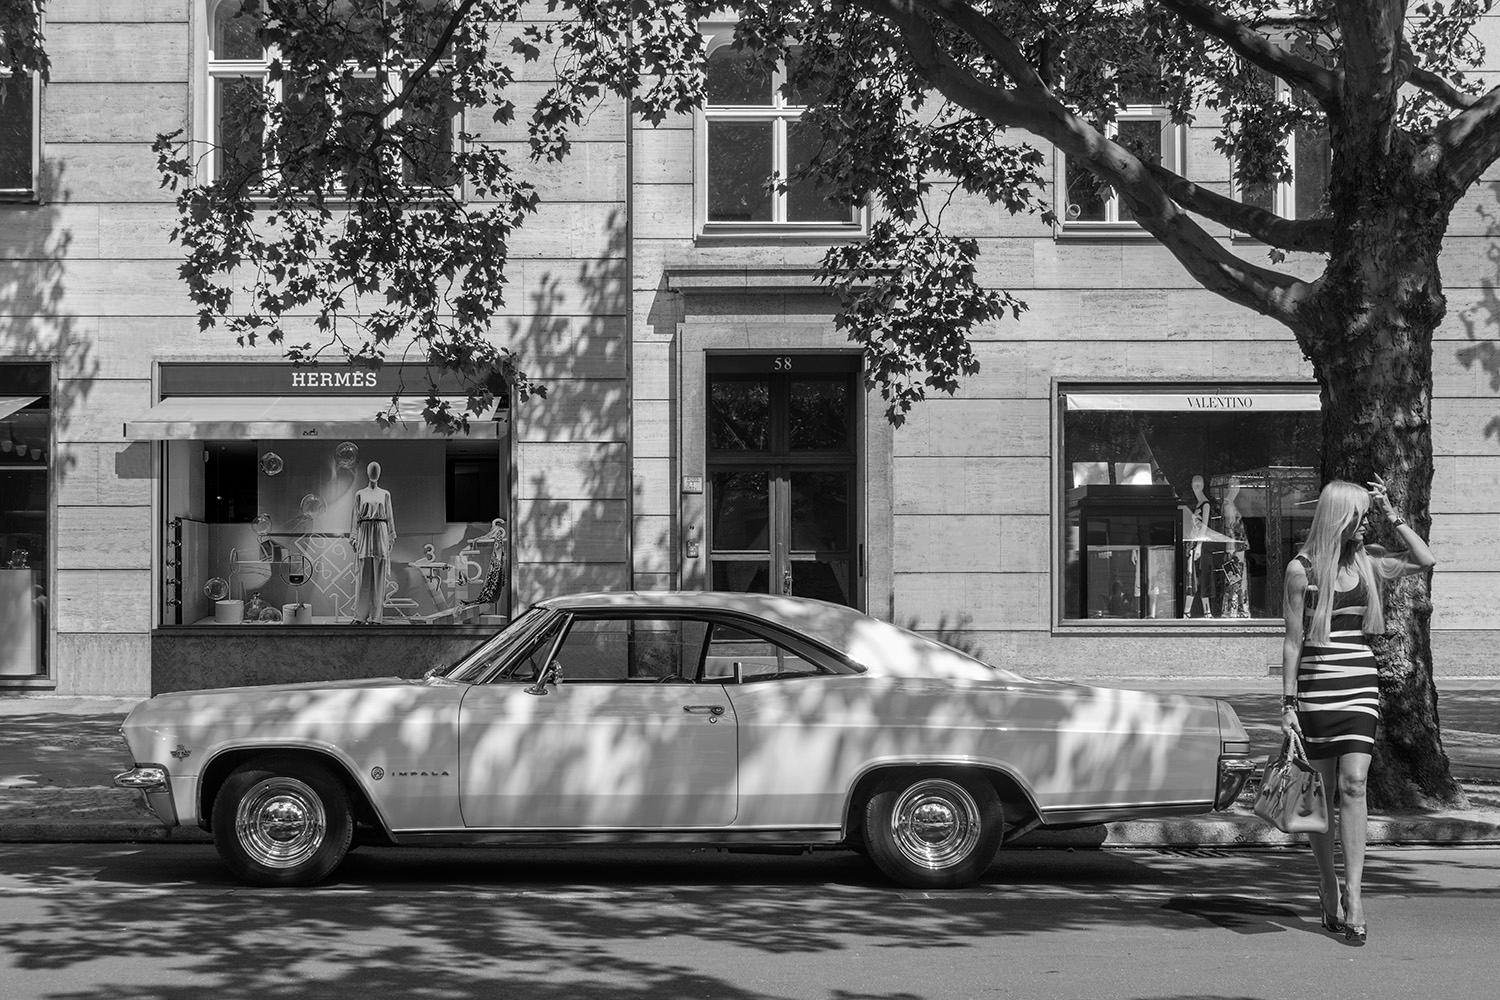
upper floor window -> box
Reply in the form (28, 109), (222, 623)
(698, 28), (862, 236)
(204, 0), (457, 191)
(0, 68), (39, 200)
(1060, 98), (1184, 229)
(1236, 79), (1330, 223)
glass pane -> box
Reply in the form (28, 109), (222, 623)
(399, 1), (455, 59)
(1240, 179), (1275, 213)
(712, 560), (770, 594)
(784, 49), (830, 107)
(1061, 401), (1322, 622)
(786, 120), (850, 223)
(1293, 123), (1330, 220)
(707, 121), (773, 222)
(550, 618), (709, 683)
(215, 77), (266, 185)
(710, 378), (769, 450)
(705, 45), (773, 105)
(0, 75), (34, 192)
(711, 471), (769, 550)
(788, 558), (850, 607)
(212, 0), (265, 60)
(0, 371), (49, 678)
(705, 623), (821, 680)
(789, 471), (849, 551)
(788, 378), (850, 450)
(1064, 158), (1107, 222)
(1115, 119), (1164, 222)
(402, 75), (456, 188)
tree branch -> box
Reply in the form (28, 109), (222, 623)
(849, 0), (1314, 332)
(1154, 0), (1340, 112)
(1409, 65), (1480, 110)
(1437, 84), (1500, 190)
(1144, 163), (1335, 252)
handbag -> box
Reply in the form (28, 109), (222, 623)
(1252, 730), (1330, 834)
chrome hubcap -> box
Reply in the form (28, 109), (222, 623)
(235, 777), (326, 869)
(889, 779), (981, 870)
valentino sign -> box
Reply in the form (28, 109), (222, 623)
(1184, 395), (1255, 409)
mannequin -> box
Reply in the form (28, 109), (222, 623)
(348, 461), (396, 623)
(1183, 475), (1216, 618)
(1220, 477), (1250, 617)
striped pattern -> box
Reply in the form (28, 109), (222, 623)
(1297, 576), (1380, 759)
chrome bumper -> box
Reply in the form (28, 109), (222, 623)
(114, 765), (179, 827)
(1214, 756), (1259, 811)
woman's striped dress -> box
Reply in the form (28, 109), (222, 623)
(1295, 556), (1380, 759)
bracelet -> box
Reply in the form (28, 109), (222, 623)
(1281, 695), (1298, 710)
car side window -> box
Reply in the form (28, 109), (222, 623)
(498, 616), (566, 683)
(703, 624), (825, 682)
(549, 617), (710, 683)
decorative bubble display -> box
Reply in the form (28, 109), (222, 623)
(245, 592), (267, 620)
(335, 441), (359, 470)
(204, 577), (230, 602)
(260, 606), (283, 623)
(300, 493), (326, 517)
(259, 451), (284, 476)
(252, 513), (272, 536)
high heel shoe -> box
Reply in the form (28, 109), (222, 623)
(1340, 887), (1367, 946)
(1317, 887), (1343, 933)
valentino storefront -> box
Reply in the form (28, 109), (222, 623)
(126, 362), (512, 692)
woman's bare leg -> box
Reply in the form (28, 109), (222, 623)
(1307, 755), (1341, 916)
(1338, 752), (1372, 928)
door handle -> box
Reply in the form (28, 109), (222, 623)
(782, 566), (792, 595)
(684, 704), (725, 716)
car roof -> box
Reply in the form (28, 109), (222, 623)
(534, 591), (1014, 682)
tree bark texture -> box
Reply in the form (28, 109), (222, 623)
(1303, 148), (1464, 809)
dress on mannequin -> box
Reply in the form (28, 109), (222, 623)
(1220, 478), (1250, 617)
(1184, 475), (1216, 618)
(462, 519), (508, 611)
(349, 462), (396, 623)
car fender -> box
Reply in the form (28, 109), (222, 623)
(194, 738), (395, 833)
(840, 755), (1044, 836)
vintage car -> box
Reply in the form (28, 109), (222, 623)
(116, 591), (1256, 888)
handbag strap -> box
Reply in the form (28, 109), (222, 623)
(1284, 729), (1311, 763)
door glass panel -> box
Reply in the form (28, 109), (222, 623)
(788, 378), (850, 450)
(788, 559), (850, 606)
(711, 471), (769, 550)
(710, 378), (770, 450)
(712, 560), (770, 594)
(0, 365), (49, 678)
(789, 471), (849, 550)
(551, 618), (708, 683)
(705, 624), (821, 680)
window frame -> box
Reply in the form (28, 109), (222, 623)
(1055, 103), (1185, 236)
(0, 65), (41, 202)
(694, 24), (865, 240)
(1050, 379), (1323, 634)
(199, 0), (462, 193)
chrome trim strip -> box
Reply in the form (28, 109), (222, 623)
(391, 827), (844, 847)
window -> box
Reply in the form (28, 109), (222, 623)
(703, 623), (823, 681)
(0, 364), (50, 678)
(1059, 386), (1321, 624)
(1060, 102), (1184, 228)
(1237, 79), (1330, 222)
(0, 66), (39, 200)
(547, 617), (711, 683)
(699, 27), (861, 234)
(204, 0), (457, 189)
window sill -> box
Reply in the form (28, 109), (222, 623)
(696, 221), (866, 245)
(1053, 222), (1160, 242)
(1053, 619), (1285, 636)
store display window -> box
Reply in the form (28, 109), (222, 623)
(1059, 386), (1321, 624)
(0, 363), (49, 676)
(129, 363), (510, 628)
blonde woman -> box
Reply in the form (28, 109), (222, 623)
(1281, 475), (1436, 945)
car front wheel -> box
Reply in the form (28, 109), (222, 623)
(212, 756), (354, 887)
(863, 774), (1002, 889)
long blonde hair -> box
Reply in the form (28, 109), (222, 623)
(1297, 480), (1383, 643)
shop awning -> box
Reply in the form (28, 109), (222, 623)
(123, 396), (505, 440)
(1064, 390), (1320, 412)
(0, 396), (42, 422)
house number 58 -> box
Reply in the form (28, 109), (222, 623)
(773, 356), (792, 371)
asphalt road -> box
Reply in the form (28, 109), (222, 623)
(1, 843), (1497, 1000)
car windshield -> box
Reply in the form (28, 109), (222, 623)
(428, 606), (553, 682)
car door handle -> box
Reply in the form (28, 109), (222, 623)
(683, 704), (725, 716)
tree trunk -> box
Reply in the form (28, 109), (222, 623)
(1308, 176), (1465, 810)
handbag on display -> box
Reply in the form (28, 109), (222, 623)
(1252, 730), (1330, 834)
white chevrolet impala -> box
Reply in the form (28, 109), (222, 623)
(116, 592), (1256, 888)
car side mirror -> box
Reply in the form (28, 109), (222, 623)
(525, 662), (561, 696)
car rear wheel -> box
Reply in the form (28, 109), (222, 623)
(863, 774), (1002, 889)
(212, 756), (354, 887)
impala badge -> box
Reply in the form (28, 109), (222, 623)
(371, 767), (385, 781)
(170, 744), (191, 760)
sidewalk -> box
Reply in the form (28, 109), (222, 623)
(0, 682), (1496, 848)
